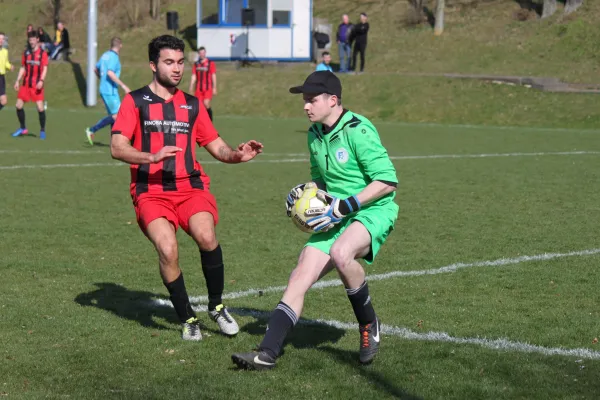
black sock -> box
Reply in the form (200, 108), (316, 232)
(38, 111), (46, 131)
(346, 281), (376, 326)
(200, 244), (224, 311)
(259, 302), (298, 359)
(207, 107), (213, 121)
(17, 108), (26, 129)
(0, 104), (4, 111)
(164, 272), (196, 323)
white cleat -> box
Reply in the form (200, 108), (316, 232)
(181, 317), (203, 341)
(209, 304), (239, 336)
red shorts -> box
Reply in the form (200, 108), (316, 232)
(195, 90), (213, 101)
(18, 86), (44, 102)
(134, 190), (219, 234)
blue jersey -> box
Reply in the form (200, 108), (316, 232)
(96, 50), (121, 96)
(315, 62), (333, 72)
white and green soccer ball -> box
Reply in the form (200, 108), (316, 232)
(290, 182), (327, 234)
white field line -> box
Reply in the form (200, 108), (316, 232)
(183, 248), (600, 304)
(8, 106), (600, 134)
(148, 303), (600, 360)
(2, 151), (599, 171)
(0, 149), (105, 154)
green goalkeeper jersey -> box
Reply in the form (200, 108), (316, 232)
(307, 109), (398, 208)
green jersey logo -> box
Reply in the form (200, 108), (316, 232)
(335, 148), (349, 164)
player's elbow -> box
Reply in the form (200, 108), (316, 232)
(110, 142), (122, 160)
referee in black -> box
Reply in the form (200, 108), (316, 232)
(350, 13), (370, 74)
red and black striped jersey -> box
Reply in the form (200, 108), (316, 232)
(21, 47), (48, 88)
(192, 58), (216, 92)
(111, 86), (219, 199)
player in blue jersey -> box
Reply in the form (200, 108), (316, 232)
(85, 37), (131, 145)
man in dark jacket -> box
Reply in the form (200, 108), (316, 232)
(350, 13), (369, 74)
(49, 21), (70, 60)
(336, 14), (353, 73)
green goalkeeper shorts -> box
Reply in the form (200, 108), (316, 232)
(305, 201), (399, 264)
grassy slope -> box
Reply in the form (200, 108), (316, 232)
(2, 0), (600, 82)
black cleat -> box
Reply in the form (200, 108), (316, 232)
(359, 317), (381, 364)
(232, 350), (276, 371)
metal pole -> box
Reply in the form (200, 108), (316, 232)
(86, 0), (97, 106)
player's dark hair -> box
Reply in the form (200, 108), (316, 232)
(198, 46), (206, 52)
(0, 32), (5, 36)
(322, 51), (330, 57)
(361, 12), (367, 17)
(148, 35), (185, 65)
(27, 31), (39, 39)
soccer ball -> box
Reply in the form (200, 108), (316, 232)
(290, 182), (328, 234)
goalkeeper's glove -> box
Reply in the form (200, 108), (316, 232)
(306, 191), (361, 233)
(285, 183), (306, 217)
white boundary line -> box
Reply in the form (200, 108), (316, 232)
(2, 151), (599, 171)
(179, 248), (600, 304)
(148, 303), (600, 360)
(5, 107), (600, 133)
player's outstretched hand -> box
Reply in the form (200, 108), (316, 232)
(151, 146), (182, 163)
(236, 140), (263, 162)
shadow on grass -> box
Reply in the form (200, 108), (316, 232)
(238, 308), (346, 350)
(74, 282), (179, 330)
(69, 61), (87, 106)
(320, 346), (423, 399)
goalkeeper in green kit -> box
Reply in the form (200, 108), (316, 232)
(232, 71), (398, 370)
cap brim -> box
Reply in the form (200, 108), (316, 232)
(289, 84), (328, 95)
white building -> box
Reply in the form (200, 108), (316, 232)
(196, 0), (313, 61)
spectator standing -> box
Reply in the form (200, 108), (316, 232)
(315, 51), (333, 72)
(350, 13), (369, 74)
(336, 14), (353, 73)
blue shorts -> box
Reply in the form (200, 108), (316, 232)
(101, 93), (121, 115)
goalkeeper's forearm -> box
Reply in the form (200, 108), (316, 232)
(354, 180), (396, 207)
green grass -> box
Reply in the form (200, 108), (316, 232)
(1, 109), (600, 399)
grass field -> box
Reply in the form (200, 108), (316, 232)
(1, 108), (600, 399)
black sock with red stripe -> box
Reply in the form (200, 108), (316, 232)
(17, 108), (26, 129)
(207, 107), (213, 121)
(38, 111), (46, 131)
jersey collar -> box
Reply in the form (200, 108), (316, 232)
(322, 109), (349, 135)
(143, 85), (179, 103)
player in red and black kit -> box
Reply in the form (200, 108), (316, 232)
(188, 46), (216, 121)
(111, 35), (263, 341)
(12, 31), (48, 139)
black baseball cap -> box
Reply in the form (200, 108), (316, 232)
(289, 71), (342, 99)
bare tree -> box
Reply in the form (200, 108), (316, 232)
(150, 0), (160, 20)
(564, 0), (583, 15)
(407, 0), (425, 24)
(434, 0), (445, 36)
(541, 0), (557, 18)
(53, 0), (61, 26)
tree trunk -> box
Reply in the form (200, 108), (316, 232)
(434, 0), (445, 36)
(564, 0), (584, 15)
(150, 0), (160, 20)
(53, 0), (61, 26)
(541, 0), (557, 18)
